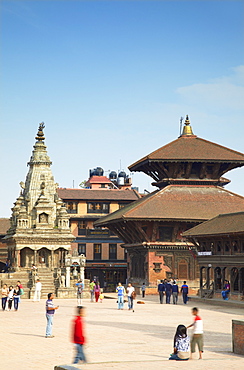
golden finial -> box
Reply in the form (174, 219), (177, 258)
(181, 115), (193, 136)
(35, 122), (45, 141)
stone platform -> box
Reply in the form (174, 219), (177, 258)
(1, 294), (244, 370)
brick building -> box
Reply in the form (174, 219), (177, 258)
(95, 116), (244, 293)
(58, 169), (140, 290)
(183, 211), (244, 300)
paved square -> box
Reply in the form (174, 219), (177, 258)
(1, 295), (243, 370)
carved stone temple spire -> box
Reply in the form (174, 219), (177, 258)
(5, 123), (74, 271)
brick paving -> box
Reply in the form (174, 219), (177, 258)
(1, 294), (244, 370)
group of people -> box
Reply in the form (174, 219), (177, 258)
(158, 279), (189, 304)
(116, 282), (136, 311)
(169, 307), (204, 361)
(89, 280), (104, 303)
(1, 281), (24, 311)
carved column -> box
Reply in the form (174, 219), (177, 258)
(51, 250), (54, 270)
(66, 266), (71, 288)
(206, 267), (210, 289)
(80, 266), (84, 282)
(34, 250), (37, 266)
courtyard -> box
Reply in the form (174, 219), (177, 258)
(1, 294), (244, 370)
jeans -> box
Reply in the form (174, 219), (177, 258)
(46, 314), (54, 336)
(182, 292), (188, 304)
(128, 296), (133, 309)
(221, 290), (230, 300)
(159, 291), (164, 304)
(166, 292), (171, 304)
(172, 292), (178, 304)
(118, 295), (124, 309)
(2, 297), (7, 310)
(73, 344), (86, 364)
(14, 296), (20, 310)
(90, 290), (94, 302)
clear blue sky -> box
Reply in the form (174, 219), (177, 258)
(1, 0), (244, 217)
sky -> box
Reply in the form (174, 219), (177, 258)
(1, 0), (244, 217)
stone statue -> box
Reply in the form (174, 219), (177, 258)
(57, 268), (62, 286)
(61, 275), (65, 288)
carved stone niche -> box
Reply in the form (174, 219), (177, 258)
(153, 262), (162, 273)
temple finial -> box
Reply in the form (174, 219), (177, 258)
(35, 122), (45, 142)
(181, 115), (193, 136)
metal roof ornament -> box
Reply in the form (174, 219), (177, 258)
(181, 115), (193, 136)
(35, 122), (45, 142)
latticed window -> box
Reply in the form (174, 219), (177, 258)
(78, 244), (86, 256)
(109, 244), (117, 260)
(66, 202), (78, 213)
(94, 244), (102, 260)
(87, 202), (109, 214)
(178, 261), (188, 279)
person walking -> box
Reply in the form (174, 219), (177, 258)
(116, 282), (126, 310)
(72, 306), (87, 364)
(165, 280), (172, 304)
(8, 286), (14, 310)
(158, 280), (165, 304)
(187, 307), (204, 360)
(141, 283), (146, 298)
(172, 281), (179, 304)
(1, 284), (8, 311)
(76, 280), (84, 305)
(94, 282), (100, 303)
(181, 281), (189, 304)
(45, 293), (59, 338)
(89, 280), (95, 302)
(33, 279), (42, 302)
(13, 284), (21, 311)
(127, 282), (135, 311)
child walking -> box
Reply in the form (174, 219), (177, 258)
(169, 325), (190, 361)
(187, 307), (204, 359)
(99, 292), (104, 303)
(72, 306), (87, 364)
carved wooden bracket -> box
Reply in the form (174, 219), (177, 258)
(153, 262), (162, 273)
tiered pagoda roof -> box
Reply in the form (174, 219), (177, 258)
(129, 116), (244, 188)
(96, 185), (244, 225)
(96, 116), (244, 230)
(183, 212), (244, 237)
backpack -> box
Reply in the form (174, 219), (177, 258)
(19, 288), (24, 296)
(77, 285), (83, 294)
(131, 290), (136, 299)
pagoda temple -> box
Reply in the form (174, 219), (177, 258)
(95, 116), (244, 292)
(4, 123), (74, 270)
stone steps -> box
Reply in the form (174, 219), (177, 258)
(30, 268), (56, 299)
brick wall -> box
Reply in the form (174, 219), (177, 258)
(232, 320), (244, 355)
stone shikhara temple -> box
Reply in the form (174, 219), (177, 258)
(4, 123), (75, 271)
(95, 116), (244, 293)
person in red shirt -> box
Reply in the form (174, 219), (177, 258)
(72, 306), (87, 364)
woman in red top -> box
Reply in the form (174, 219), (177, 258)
(94, 283), (100, 302)
(72, 306), (86, 364)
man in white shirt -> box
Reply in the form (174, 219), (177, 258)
(33, 279), (42, 302)
(126, 283), (135, 311)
